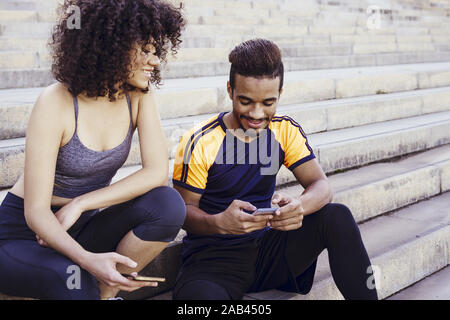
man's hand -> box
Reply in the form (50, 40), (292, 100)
(215, 200), (273, 235)
(268, 193), (304, 231)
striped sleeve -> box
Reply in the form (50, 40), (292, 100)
(276, 116), (315, 170)
(172, 117), (221, 194)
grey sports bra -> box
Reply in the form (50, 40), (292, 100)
(53, 93), (133, 198)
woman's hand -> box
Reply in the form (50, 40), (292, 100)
(83, 252), (158, 292)
(54, 199), (84, 231)
(36, 199), (84, 247)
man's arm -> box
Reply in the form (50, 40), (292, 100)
(174, 185), (272, 236)
(292, 158), (333, 216)
(269, 158), (333, 230)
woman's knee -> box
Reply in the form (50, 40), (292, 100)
(139, 186), (186, 226)
(132, 186), (186, 242)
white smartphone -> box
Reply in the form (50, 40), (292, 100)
(252, 208), (278, 216)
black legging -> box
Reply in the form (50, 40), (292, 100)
(0, 186), (186, 299)
(174, 203), (378, 300)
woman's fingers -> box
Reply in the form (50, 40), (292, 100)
(111, 252), (138, 269)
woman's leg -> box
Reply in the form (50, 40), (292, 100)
(0, 240), (100, 300)
(75, 186), (186, 299)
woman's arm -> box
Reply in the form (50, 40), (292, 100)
(24, 84), (93, 265)
(72, 89), (169, 213)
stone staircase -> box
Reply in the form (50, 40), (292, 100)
(0, 0), (449, 300)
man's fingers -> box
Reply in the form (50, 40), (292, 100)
(277, 201), (301, 216)
(233, 199), (256, 212)
(269, 215), (303, 231)
(272, 193), (290, 206)
(271, 193), (282, 204)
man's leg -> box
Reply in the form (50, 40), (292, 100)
(173, 279), (232, 300)
(173, 239), (260, 300)
(251, 203), (378, 300)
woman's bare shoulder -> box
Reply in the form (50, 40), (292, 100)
(31, 83), (75, 118)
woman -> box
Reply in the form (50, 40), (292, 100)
(0, 0), (186, 300)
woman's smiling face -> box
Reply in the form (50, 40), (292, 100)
(127, 41), (161, 89)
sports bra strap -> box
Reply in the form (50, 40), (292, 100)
(73, 95), (79, 132)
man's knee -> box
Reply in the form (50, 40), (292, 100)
(173, 279), (231, 300)
(318, 203), (363, 243)
(320, 203), (355, 225)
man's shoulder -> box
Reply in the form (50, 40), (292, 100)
(270, 114), (301, 128)
(269, 114), (305, 136)
(179, 113), (224, 144)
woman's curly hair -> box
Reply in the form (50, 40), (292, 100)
(49, 0), (185, 100)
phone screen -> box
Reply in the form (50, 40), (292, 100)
(252, 208), (278, 216)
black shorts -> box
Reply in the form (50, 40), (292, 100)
(175, 203), (377, 300)
(173, 227), (318, 300)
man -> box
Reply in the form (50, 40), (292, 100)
(171, 39), (378, 300)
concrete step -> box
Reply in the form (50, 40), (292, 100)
(164, 51), (450, 79)
(1, 79), (450, 186)
(0, 36), (48, 51)
(3, 60), (450, 109)
(387, 266), (450, 300)
(0, 50), (49, 69)
(0, 0), (60, 12)
(0, 68), (53, 89)
(3, 50), (450, 89)
(1, 95), (450, 189)
(0, 1), (37, 11)
(3, 82), (450, 154)
(166, 44), (354, 63)
(0, 22), (54, 37)
(244, 192), (450, 300)
(0, 10), (38, 22)
(0, 51), (36, 69)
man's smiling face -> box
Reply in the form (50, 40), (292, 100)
(227, 73), (282, 133)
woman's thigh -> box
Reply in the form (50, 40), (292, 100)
(75, 186), (186, 253)
(0, 240), (99, 300)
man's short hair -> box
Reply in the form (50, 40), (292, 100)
(228, 38), (284, 92)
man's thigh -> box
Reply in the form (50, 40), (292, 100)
(250, 209), (328, 294)
(173, 240), (259, 300)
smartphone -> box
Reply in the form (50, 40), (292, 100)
(252, 208), (278, 216)
(121, 274), (166, 282)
